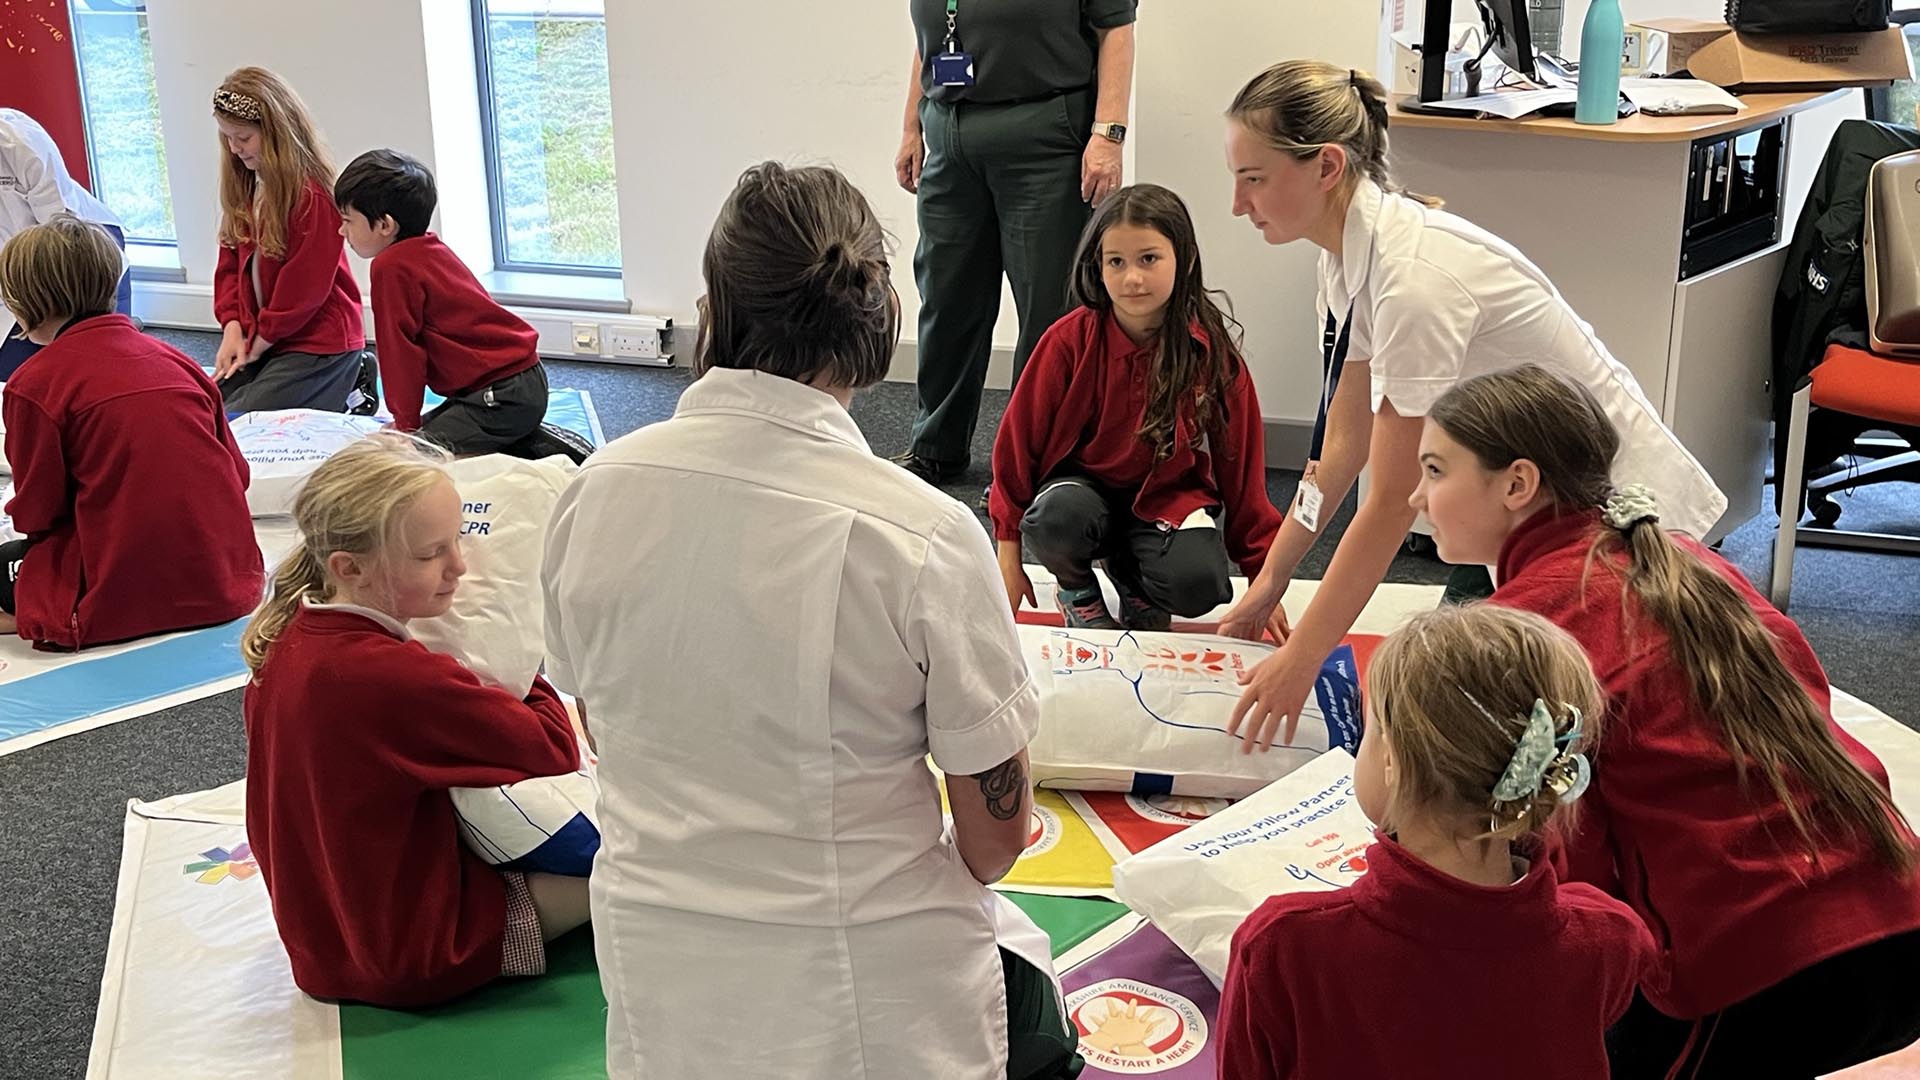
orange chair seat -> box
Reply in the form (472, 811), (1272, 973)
(1813, 345), (1920, 425)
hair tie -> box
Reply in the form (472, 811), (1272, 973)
(1602, 484), (1659, 531)
(213, 87), (264, 123)
(1349, 68), (1360, 88)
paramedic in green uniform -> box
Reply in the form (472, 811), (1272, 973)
(893, 0), (1138, 485)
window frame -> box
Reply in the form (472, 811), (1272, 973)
(66, 0), (176, 246)
(468, 0), (622, 278)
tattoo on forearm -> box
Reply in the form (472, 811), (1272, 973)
(973, 758), (1025, 821)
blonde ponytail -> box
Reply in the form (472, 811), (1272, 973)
(241, 546), (327, 672)
(1227, 59), (1443, 209)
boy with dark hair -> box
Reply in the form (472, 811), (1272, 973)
(335, 148), (549, 454)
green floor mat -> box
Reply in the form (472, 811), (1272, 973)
(338, 893), (1129, 1079)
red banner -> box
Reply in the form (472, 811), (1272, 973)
(0, 0), (93, 189)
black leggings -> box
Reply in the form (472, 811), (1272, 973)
(1608, 929), (1920, 1079)
(0, 538), (28, 616)
(1020, 477), (1233, 618)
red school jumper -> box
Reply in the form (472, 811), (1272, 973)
(1217, 833), (1658, 1079)
(1493, 508), (1920, 1018)
(2, 314), (261, 648)
(214, 177), (364, 356)
(368, 232), (540, 431)
(243, 604), (579, 1007)
(989, 306), (1282, 578)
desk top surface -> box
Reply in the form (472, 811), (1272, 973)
(1389, 89), (1856, 142)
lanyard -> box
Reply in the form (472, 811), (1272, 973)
(1309, 303), (1355, 461)
(945, 0), (960, 52)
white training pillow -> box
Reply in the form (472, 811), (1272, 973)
(1110, 749), (1374, 984)
(410, 453), (577, 696)
(230, 409), (383, 517)
(1022, 625), (1363, 798)
(449, 748), (600, 877)
(0, 381), (11, 476)
(0, 479), (15, 543)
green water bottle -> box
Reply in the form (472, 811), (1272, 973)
(1575, 0), (1624, 125)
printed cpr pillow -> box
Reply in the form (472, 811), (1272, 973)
(1023, 625), (1362, 798)
(449, 744), (600, 877)
(231, 410), (383, 517)
(410, 453), (576, 696)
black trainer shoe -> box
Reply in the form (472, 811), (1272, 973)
(1056, 582), (1123, 630)
(976, 484), (992, 514)
(1113, 578), (1172, 632)
(889, 449), (968, 484)
(346, 350), (380, 416)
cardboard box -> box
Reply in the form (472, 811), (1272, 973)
(1633, 18), (1730, 76)
(1634, 18), (1914, 90)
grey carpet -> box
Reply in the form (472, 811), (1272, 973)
(2, 334), (1916, 1077)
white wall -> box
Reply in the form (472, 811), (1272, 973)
(144, 0), (451, 298)
(602, 0), (1019, 362)
(1134, 2), (1383, 424)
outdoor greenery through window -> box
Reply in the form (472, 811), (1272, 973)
(69, 0), (174, 243)
(474, 0), (622, 272)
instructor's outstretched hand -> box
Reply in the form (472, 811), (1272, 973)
(1227, 640), (1320, 754)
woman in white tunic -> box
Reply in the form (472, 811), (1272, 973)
(541, 162), (1078, 1080)
(1216, 60), (1726, 751)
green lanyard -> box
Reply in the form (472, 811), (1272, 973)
(945, 0), (959, 53)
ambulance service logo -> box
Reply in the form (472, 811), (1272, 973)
(1067, 979), (1208, 1073)
(183, 843), (259, 885)
(1124, 794), (1231, 826)
(1023, 806), (1063, 857)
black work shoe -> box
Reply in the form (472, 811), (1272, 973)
(889, 449), (968, 484)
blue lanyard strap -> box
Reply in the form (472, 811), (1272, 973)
(1309, 303), (1355, 462)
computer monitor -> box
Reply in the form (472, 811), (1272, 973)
(1476, 0), (1539, 83)
(1417, 0), (1538, 101)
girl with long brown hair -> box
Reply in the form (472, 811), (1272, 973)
(1415, 363), (1920, 1077)
(989, 182), (1282, 630)
(210, 66), (369, 413)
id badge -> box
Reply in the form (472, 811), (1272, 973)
(1292, 479), (1325, 534)
(932, 51), (975, 87)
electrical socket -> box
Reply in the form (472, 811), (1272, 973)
(571, 322), (601, 354)
(607, 328), (656, 359)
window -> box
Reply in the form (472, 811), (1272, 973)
(1867, 11), (1920, 126)
(471, 0), (621, 274)
(69, 0), (174, 243)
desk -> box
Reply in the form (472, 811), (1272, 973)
(1388, 89), (1859, 540)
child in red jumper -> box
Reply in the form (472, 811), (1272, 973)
(240, 434), (588, 1007)
(0, 215), (261, 648)
(991, 184), (1281, 631)
(1218, 604), (1658, 1080)
(211, 67), (371, 415)
(334, 149), (550, 455)
(1414, 364), (1920, 1078)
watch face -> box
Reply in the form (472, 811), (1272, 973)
(1104, 123), (1127, 143)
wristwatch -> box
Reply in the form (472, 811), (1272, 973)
(1092, 122), (1127, 145)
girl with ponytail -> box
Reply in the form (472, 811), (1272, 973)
(242, 433), (587, 1008)
(1414, 364), (1920, 1077)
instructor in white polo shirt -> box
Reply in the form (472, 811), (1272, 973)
(1217, 59), (1725, 752)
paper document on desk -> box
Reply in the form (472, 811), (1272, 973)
(1414, 88), (1576, 119)
(1620, 77), (1744, 115)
